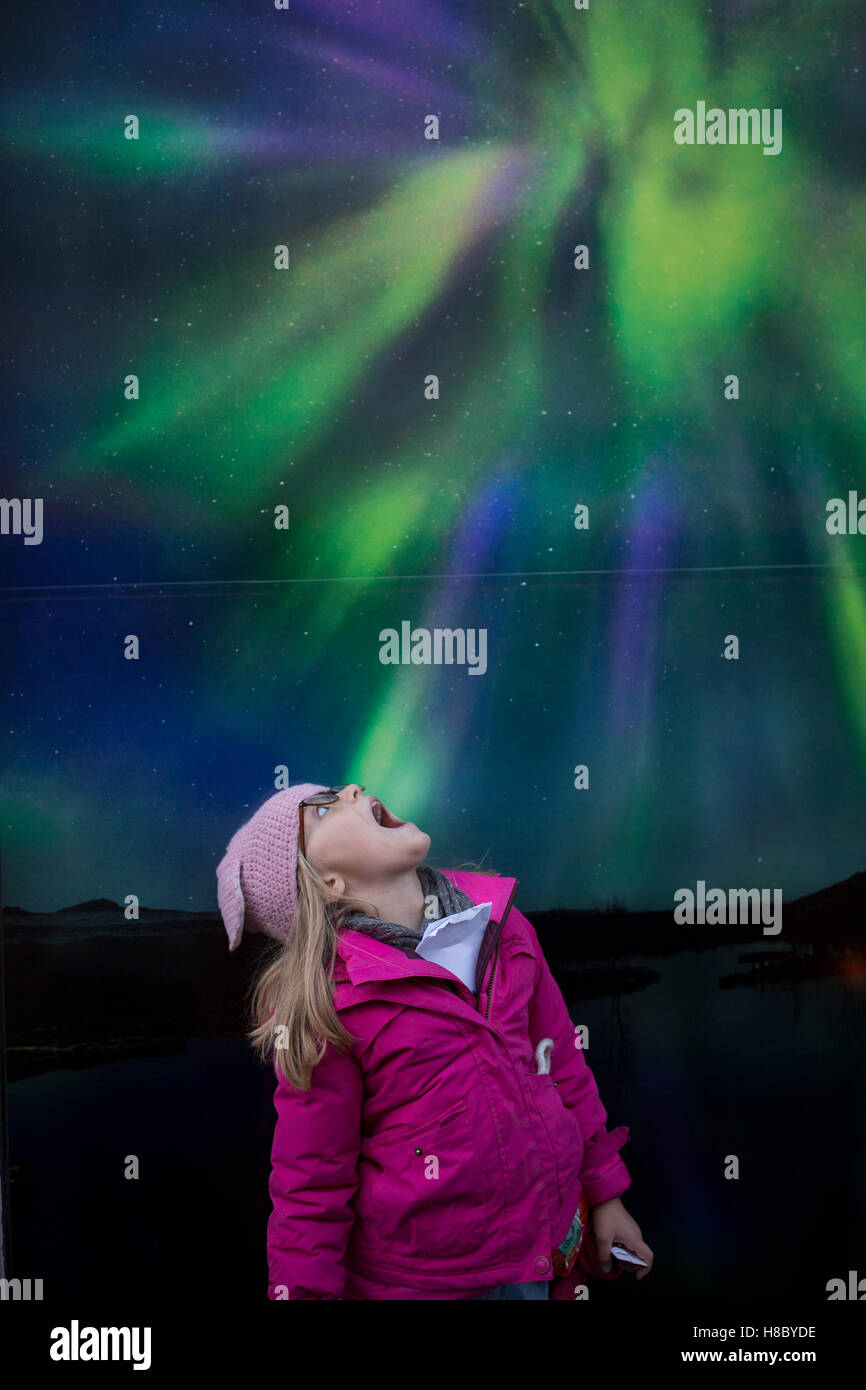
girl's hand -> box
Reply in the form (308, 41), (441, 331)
(591, 1197), (654, 1281)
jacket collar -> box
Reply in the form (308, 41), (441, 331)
(335, 871), (518, 988)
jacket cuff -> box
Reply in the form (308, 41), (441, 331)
(581, 1153), (632, 1208)
(578, 1124), (632, 1208)
(581, 1123), (630, 1171)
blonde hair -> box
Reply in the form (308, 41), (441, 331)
(247, 855), (374, 1092)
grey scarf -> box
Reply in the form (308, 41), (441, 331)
(342, 865), (475, 958)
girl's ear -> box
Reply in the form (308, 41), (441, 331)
(321, 870), (347, 898)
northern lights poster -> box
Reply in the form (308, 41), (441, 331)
(1, 0), (864, 1354)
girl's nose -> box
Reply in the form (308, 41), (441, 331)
(341, 784), (364, 802)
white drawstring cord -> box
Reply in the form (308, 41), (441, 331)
(534, 1037), (554, 1074)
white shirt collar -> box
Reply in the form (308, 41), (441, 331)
(414, 900), (493, 992)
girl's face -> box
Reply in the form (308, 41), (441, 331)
(301, 783), (430, 891)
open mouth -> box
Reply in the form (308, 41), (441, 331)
(370, 797), (406, 829)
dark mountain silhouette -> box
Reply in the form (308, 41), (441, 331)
(57, 897), (127, 915)
(3, 898), (216, 918)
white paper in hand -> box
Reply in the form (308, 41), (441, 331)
(611, 1243), (648, 1267)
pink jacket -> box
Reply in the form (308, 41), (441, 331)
(266, 870), (632, 1299)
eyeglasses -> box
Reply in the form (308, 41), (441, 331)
(298, 785), (365, 860)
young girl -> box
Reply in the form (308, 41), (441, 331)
(217, 781), (654, 1300)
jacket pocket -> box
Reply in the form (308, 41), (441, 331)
(525, 1072), (585, 1204)
(364, 1099), (490, 1260)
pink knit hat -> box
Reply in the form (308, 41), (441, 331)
(216, 783), (328, 952)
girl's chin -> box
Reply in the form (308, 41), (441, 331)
(405, 826), (432, 854)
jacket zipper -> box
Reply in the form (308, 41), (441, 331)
(479, 878), (518, 1020)
(483, 937), (500, 1020)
